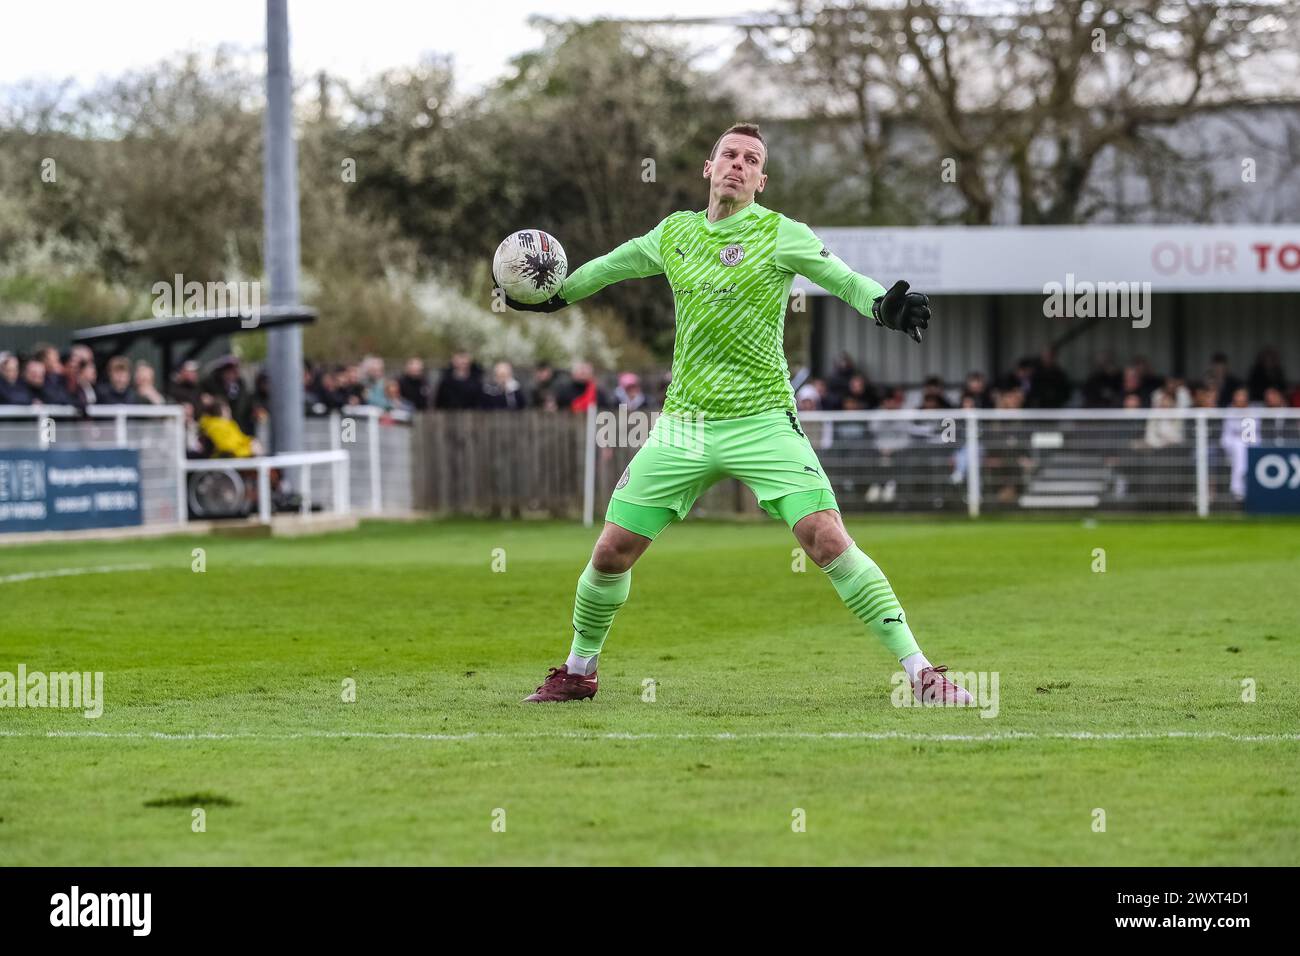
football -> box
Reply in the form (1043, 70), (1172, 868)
(492, 229), (568, 304)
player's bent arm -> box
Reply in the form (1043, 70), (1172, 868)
(774, 216), (931, 343)
(558, 219), (668, 305)
(774, 216), (886, 316)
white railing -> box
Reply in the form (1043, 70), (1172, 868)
(1, 405), (356, 529)
(794, 407), (1300, 517)
(184, 449), (349, 524)
(301, 406), (414, 515)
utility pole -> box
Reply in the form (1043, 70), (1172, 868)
(264, 0), (305, 464)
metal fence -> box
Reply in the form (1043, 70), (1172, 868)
(797, 408), (1300, 517)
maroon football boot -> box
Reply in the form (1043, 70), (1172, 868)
(522, 665), (598, 703)
(911, 665), (974, 706)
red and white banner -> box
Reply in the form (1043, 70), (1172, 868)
(797, 225), (1300, 294)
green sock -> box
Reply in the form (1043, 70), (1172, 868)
(822, 545), (921, 660)
(570, 561), (631, 659)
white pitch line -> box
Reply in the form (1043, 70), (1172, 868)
(0, 730), (1297, 743)
(0, 563), (155, 585)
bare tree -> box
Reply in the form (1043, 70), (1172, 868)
(785, 0), (1299, 224)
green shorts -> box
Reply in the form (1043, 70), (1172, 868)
(605, 407), (839, 539)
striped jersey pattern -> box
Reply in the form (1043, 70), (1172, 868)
(560, 202), (886, 419)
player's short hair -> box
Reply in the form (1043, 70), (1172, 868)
(710, 122), (767, 170)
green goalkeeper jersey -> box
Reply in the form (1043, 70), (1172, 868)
(559, 202), (887, 419)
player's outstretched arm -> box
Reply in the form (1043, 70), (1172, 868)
(507, 219), (669, 313)
(774, 216), (931, 343)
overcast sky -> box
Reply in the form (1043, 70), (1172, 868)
(0, 0), (767, 92)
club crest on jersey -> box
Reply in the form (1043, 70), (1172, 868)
(615, 466), (631, 490)
(719, 244), (745, 267)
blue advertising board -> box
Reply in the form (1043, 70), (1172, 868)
(0, 448), (143, 533)
(1245, 447), (1300, 515)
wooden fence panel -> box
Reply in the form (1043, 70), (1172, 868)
(411, 410), (761, 520)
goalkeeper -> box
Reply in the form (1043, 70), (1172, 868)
(512, 122), (972, 707)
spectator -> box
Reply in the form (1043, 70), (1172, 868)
(1247, 347), (1287, 401)
(529, 362), (559, 409)
(383, 379), (413, 415)
(561, 361), (610, 413)
(434, 351), (484, 410)
(795, 383), (821, 411)
(1000, 357), (1035, 401)
(1028, 347), (1071, 408)
(197, 393), (262, 458)
(20, 357), (48, 404)
(68, 353), (98, 410)
(398, 358), (432, 411)
(985, 387), (1032, 504)
(845, 373), (880, 410)
(1120, 364), (1148, 406)
(361, 356), (387, 407)
(181, 401), (209, 458)
(1261, 387), (1298, 444)
(134, 361), (165, 405)
(207, 355), (256, 434)
(303, 366), (327, 414)
(0, 353), (30, 404)
(1082, 352), (1123, 407)
(96, 355), (138, 404)
(1140, 389), (1184, 449)
(482, 361), (528, 410)
(1220, 386), (1255, 500)
(962, 371), (994, 409)
(1193, 383), (1219, 409)
(614, 372), (647, 412)
(1154, 375), (1192, 410)
(168, 360), (203, 406)
(919, 374), (952, 410)
(252, 370), (272, 425)
(32, 343), (74, 405)
(869, 388), (914, 455)
(1206, 353), (1242, 407)
(323, 368), (351, 408)
(812, 376), (842, 411)
(826, 351), (859, 399)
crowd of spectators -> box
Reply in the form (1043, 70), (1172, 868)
(4, 343), (1296, 446)
(298, 353), (663, 416)
(793, 347), (1299, 415)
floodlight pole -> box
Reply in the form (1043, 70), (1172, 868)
(264, 0), (305, 465)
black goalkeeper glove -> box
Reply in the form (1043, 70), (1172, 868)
(871, 280), (930, 344)
(504, 292), (567, 313)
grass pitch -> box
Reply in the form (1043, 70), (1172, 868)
(1, 518), (1297, 865)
